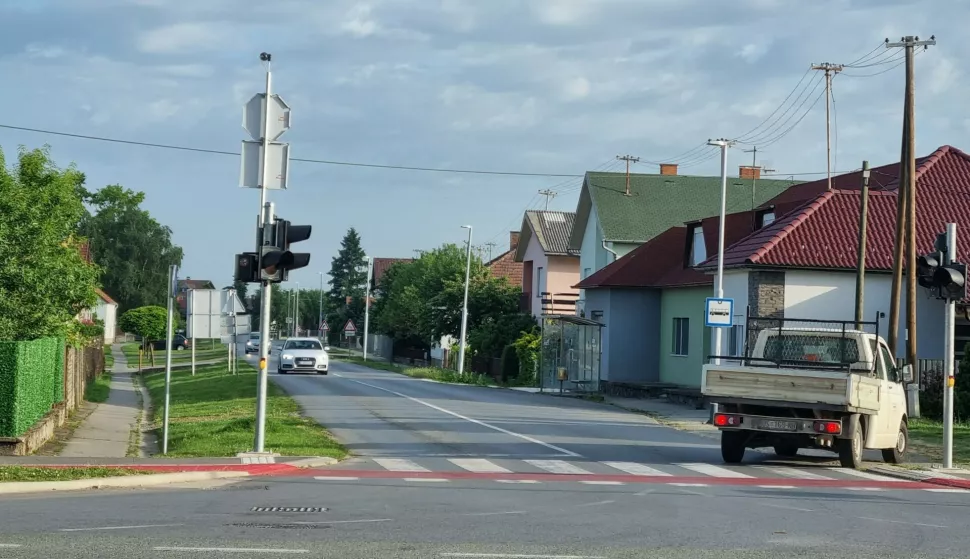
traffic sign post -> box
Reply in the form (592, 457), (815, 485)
(343, 319), (357, 342)
(705, 297), (734, 328)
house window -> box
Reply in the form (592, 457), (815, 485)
(690, 225), (706, 266)
(536, 267), (543, 298)
(761, 211), (775, 227)
(672, 317), (689, 356)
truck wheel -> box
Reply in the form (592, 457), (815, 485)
(838, 427), (864, 469)
(773, 442), (799, 458)
(881, 420), (908, 464)
(721, 431), (746, 464)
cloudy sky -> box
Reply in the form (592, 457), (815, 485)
(0, 0), (965, 290)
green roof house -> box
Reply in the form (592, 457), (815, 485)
(568, 164), (801, 314)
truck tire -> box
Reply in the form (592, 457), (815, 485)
(838, 426), (864, 469)
(773, 441), (799, 458)
(721, 431), (746, 464)
(881, 420), (908, 464)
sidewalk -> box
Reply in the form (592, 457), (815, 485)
(59, 344), (142, 458)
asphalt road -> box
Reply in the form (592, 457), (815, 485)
(1, 347), (968, 557)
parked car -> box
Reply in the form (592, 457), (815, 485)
(278, 337), (330, 375)
(142, 334), (190, 351)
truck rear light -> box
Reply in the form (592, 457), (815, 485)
(713, 413), (741, 427)
(813, 420), (841, 435)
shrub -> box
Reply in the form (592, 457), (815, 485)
(513, 330), (541, 387)
(0, 337), (64, 437)
(500, 344), (519, 382)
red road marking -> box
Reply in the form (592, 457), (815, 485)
(288, 468), (942, 489)
(13, 464), (298, 476)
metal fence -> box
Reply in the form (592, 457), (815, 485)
(539, 314), (603, 392)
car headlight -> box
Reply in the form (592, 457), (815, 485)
(282, 354), (293, 360)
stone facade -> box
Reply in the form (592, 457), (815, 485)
(748, 270), (785, 319)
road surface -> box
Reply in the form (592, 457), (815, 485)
(0, 349), (967, 558)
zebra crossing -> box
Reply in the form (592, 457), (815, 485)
(311, 456), (963, 492)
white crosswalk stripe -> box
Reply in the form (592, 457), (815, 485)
(373, 458), (429, 472)
(829, 468), (898, 481)
(525, 459), (593, 474)
(601, 461), (672, 476)
(676, 463), (754, 478)
(448, 458), (512, 473)
(753, 466), (834, 480)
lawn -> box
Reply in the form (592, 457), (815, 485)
(330, 353), (496, 387)
(0, 466), (154, 482)
(122, 342), (227, 367)
(142, 363), (347, 458)
(908, 418), (970, 464)
(85, 372), (112, 403)
(103, 345), (114, 370)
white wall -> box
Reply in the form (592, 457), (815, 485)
(94, 300), (118, 344)
(785, 270), (893, 335)
(721, 270), (749, 322)
(578, 211), (605, 314)
(521, 232), (548, 317)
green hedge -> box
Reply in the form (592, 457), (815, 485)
(0, 337), (64, 437)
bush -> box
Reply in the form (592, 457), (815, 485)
(922, 343), (970, 422)
(500, 344), (519, 382)
(513, 330), (541, 387)
(0, 337), (64, 437)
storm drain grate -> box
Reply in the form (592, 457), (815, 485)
(250, 506), (328, 513)
(230, 522), (330, 530)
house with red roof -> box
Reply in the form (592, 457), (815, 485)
(514, 211), (580, 318)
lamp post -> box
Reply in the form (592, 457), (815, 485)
(458, 225), (473, 376)
(318, 272), (324, 337)
(364, 256), (372, 360)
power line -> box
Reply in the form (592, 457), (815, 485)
(0, 123), (583, 179)
(842, 48), (923, 77)
(734, 74), (826, 146)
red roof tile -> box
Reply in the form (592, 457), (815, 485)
(487, 248), (524, 286)
(372, 258), (413, 287)
(95, 288), (118, 306)
(704, 145), (970, 270)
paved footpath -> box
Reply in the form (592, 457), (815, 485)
(59, 344), (140, 458)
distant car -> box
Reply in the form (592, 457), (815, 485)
(245, 333), (261, 354)
(278, 337), (330, 375)
(143, 334), (190, 351)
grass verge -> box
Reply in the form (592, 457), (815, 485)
(142, 363), (347, 459)
(121, 343), (227, 366)
(0, 466), (154, 482)
(84, 371), (112, 403)
(331, 353), (498, 387)
(908, 418), (970, 465)
(103, 345), (114, 370)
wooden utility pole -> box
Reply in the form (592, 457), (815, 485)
(484, 241), (497, 262)
(537, 189), (558, 210)
(616, 155), (640, 196)
(854, 161), (871, 329)
(887, 35), (936, 365)
(811, 63), (844, 191)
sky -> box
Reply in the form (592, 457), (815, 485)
(0, 0), (966, 291)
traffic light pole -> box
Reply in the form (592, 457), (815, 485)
(255, 202), (274, 454)
(943, 222), (957, 469)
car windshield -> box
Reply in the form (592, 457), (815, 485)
(284, 340), (322, 350)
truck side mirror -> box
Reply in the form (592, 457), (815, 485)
(901, 364), (914, 384)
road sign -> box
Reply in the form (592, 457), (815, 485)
(188, 289), (250, 338)
(320, 320), (329, 332)
(705, 297), (734, 328)
(243, 93), (291, 142)
(343, 319), (357, 335)
(240, 141), (290, 190)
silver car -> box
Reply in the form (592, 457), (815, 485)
(278, 337), (330, 375)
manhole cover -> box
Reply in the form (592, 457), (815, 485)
(251, 506), (328, 513)
(230, 522), (329, 530)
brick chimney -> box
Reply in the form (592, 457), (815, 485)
(739, 166), (761, 180)
(509, 231), (520, 250)
(659, 163), (678, 176)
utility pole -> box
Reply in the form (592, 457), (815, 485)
(707, 138), (735, 366)
(537, 189), (558, 210)
(810, 63), (844, 191)
(854, 161), (871, 329)
(484, 241), (497, 262)
(616, 155), (640, 196)
(886, 35), (936, 367)
(458, 225), (473, 376)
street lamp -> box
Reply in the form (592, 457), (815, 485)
(364, 256), (373, 361)
(293, 282), (300, 337)
(318, 271), (324, 337)
(707, 138), (735, 366)
(458, 225), (473, 376)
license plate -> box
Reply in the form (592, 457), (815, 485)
(760, 419), (798, 432)
(297, 359), (313, 365)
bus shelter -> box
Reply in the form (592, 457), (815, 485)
(538, 314), (604, 393)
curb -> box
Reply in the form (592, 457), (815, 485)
(868, 465), (970, 489)
(287, 457), (340, 468)
(0, 470), (250, 495)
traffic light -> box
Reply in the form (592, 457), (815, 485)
(917, 245), (967, 301)
(259, 218), (311, 283)
(233, 252), (259, 283)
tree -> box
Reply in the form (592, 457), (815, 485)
(231, 280), (249, 309)
(327, 227), (368, 330)
(118, 305), (168, 365)
(0, 146), (100, 341)
(78, 184), (183, 313)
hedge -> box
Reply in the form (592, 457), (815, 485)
(0, 337), (64, 437)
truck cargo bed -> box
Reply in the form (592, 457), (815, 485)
(701, 365), (881, 413)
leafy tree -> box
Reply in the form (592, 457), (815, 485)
(78, 184), (183, 313)
(118, 305), (168, 365)
(327, 227), (368, 333)
(0, 146), (100, 341)
(231, 280), (249, 309)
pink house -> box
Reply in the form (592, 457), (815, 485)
(514, 211), (580, 317)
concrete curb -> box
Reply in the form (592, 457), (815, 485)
(287, 457), (340, 468)
(868, 464), (970, 489)
(0, 470), (250, 495)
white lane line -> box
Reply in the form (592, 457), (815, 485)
(60, 523), (184, 532)
(373, 458), (429, 472)
(756, 485), (797, 489)
(293, 519), (393, 525)
(449, 458), (512, 473)
(461, 511), (527, 516)
(313, 476), (360, 481)
(676, 463), (753, 478)
(753, 466), (834, 480)
(847, 487), (884, 491)
(925, 488), (970, 493)
(762, 502), (815, 513)
(525, 460), (592, 475)
(0, 544), (22, 548)
(496, 479), (540, 484)
(440, 554), (606, 559)
(667, 482), (709, 487)
(859, 516), (947, 529)
(153, 547), (308, 553)
(579, 481), (625, 486)
(601, 461), (672, 476)
(575, 499), (616, 507)
(403, 478), (449, 482)
(334, 374), (581, 457)
(829, 468), (898, 481)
